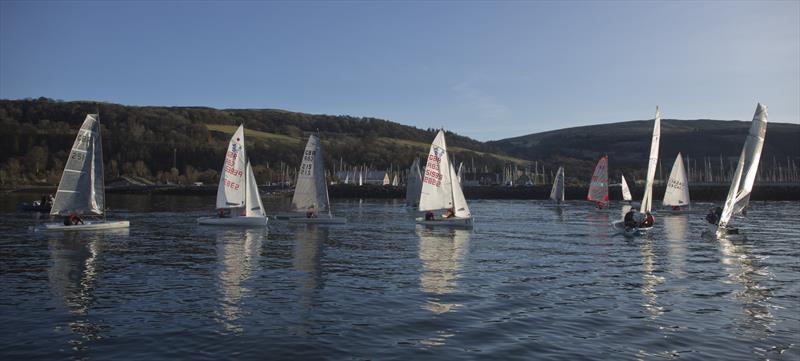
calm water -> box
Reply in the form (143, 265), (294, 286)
(1, 193), (798, 360)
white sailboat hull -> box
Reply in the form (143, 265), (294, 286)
(415, 216), (473, 228)
(197, 216), (268, 226)
(37, 220), (130, 232)
(288, 216), (347, 224)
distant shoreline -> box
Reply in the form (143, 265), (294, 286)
(4, 183), (799, 201)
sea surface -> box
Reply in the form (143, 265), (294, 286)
(1, 193), (798, 360)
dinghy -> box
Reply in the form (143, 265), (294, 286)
(550, 166), (565, 204)
(415, 130), (473, 228)
(38, 114), (129, 231)
(198, 125), (268, 226)
(620, 174), (634, 203)
(587, 155), (609, 209)
(706, 103), (767, 238)
(662, 153), (690, 211)
(405, 158), (423, 207)
(288, 135), (346, 224)
(614, 107), (660, 237)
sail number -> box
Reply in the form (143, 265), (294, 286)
(299, 162), (313, 177)
(224, 179), (240, 190)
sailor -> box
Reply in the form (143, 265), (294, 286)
(442, 207), (455, 219)
(642, 212), (655, 227)
(425, 211), (435, 221)
(706, 207), (723, 225)
(306, 205), (317, 218)
(624, 209), (637, 228)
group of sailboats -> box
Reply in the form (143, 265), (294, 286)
(37, 102), (768, 239)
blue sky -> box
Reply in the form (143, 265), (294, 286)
(1, 1), (798, 141)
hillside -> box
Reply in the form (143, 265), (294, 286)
(489, 118), (800, 183)
(0, 97), (525, 185)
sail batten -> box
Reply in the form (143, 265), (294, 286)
(50, 114), (105, 216)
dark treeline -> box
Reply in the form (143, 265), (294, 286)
(0, 98), (514, 186)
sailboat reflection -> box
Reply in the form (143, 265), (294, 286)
(639, 239), (664, 318)
(290, 224), (327, 335)
(718, 238), (774, 335)
(662, 214), (689, 278)
(416, 226), (470, 314)
(215, 229), (265, 333)
(47, 229), (128, 352)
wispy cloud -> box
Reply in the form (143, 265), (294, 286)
(451, 81), (511, 122)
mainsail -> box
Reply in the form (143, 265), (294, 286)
(640, 106), (661, 213)
(419, 130), (455, 211)
(621, 174), (633, 202)
(587, 155), (608, 205)
(292, 135), (330, 214)
(244, 162), (266, 217)
(550, 166), (565, 203)
(719, 103), (768, 228)
(406, 158), (423, 207)
(663, 153), (690, 207)
(51, 114), (105, 216)
(216, 125), (247, 209)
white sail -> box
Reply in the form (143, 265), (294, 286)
(405, 158), (423, 207)
(358, 171), (363, 186)
(216, 125), (247, 210)
(51, 114), (105, 216)
(621, 174), (633, 201)
(457, 162), (464, 183)
(418, 130), (454, 212)
(291, 135), (330, 214)
(244, 162), (266, 217)
(662, 153), (690, 207)
(719, 103), (768, 227)
(587, 156), (608, 204)
(450, 163), (471, 218)
(392, 174), (399, 186)
(640, 106), (661, 213)
(550, 166), (565, 203)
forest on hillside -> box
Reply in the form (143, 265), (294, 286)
(0, 98), (514, 186)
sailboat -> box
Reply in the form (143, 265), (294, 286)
(415, 130), (473, 228)
(587, 155), (609, 209)
(707, 103), (767, 238)
(198, 125), (268, 226)
(38, 114), (129, 231)
(288, 134), (346, 224)
(406, 158), (423, 207)
(615, 107), (661, 236)
(550, 166), (565, 204)
(620, 174), (634, 203)
(662, 153), (690, 211)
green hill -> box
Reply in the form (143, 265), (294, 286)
(0, 97), (524, 185)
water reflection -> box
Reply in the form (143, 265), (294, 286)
(416, 226), (470, 314)
(718, 239), (774, 338)
(639, 239), (664, 318)
(47, 229), (128, 353)
(290, 224), (327, 336)
(662, 214), (688, 278)
(215, 229), (265, 333)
